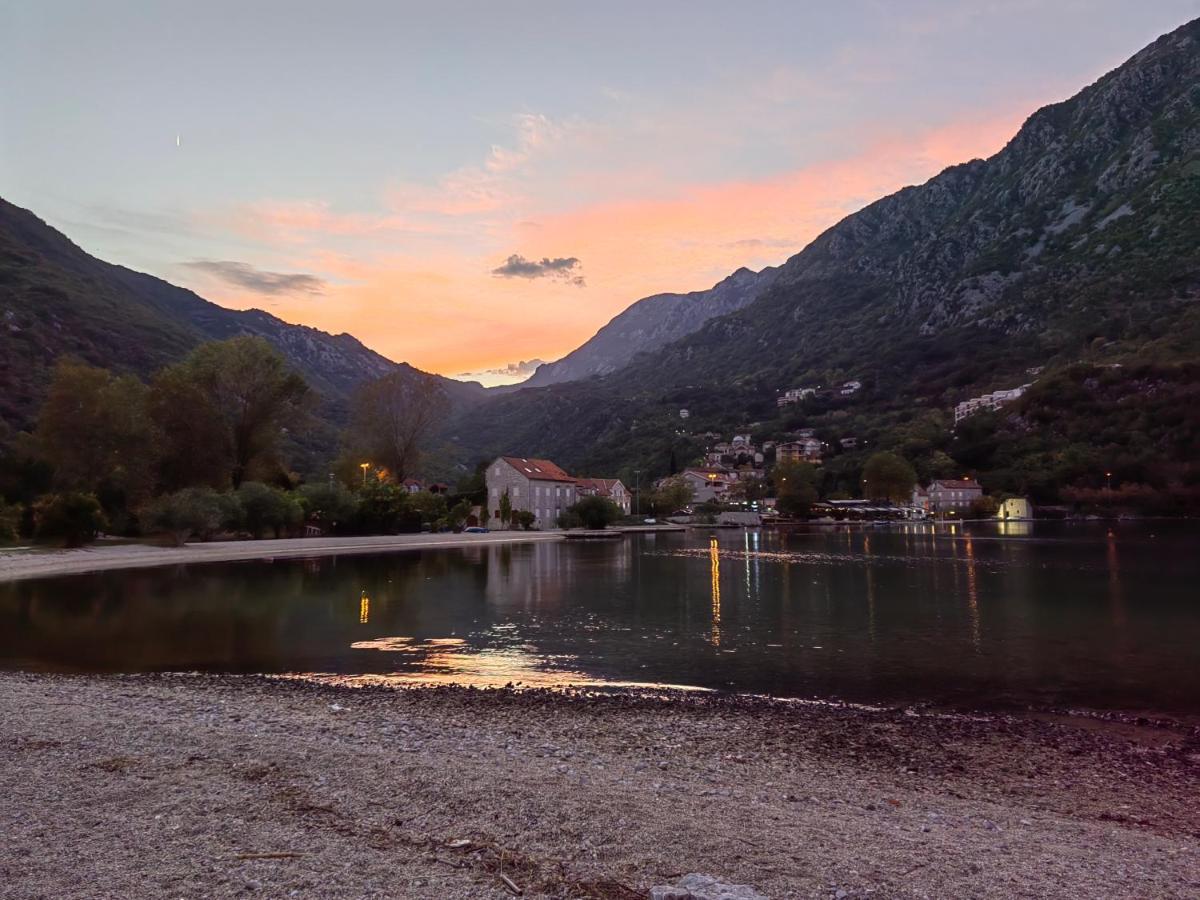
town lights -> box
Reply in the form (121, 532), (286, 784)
(359, 461), (370, 486)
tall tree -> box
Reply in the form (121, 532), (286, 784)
(151, 337), (309, 488)
(772, 461), (818, 517)
(349, 372), (447, 482)
(862, 451), (917, 503)
(35, 359), (158, 506)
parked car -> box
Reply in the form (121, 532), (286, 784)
(463, 526), (490, 534)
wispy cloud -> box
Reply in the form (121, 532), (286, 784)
(455, 358), (546, 383)
(182, 259), (326, 296)
(491, 254), (585, 286)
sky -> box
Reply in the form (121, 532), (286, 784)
(2, 1), (1197, 385)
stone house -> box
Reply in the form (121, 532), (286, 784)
(575, 477), (631, 514)
(925, 478), (984, 515)
(486, 457), (577, 530)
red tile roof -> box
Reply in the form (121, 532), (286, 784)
(931, 479), (982, 491)
(500, 457), (576, 483)
(576, 477), (624, 495)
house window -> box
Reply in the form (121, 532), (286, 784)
(513, 487), (519, 498)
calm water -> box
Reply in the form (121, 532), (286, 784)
(2, 523), (1198, 713)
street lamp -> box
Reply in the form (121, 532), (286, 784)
(359, 462), (370, 487)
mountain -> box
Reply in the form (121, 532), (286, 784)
(521, 265), (779, 387)
(446, 18), (1200, 500)
(0, 198), (486, 433)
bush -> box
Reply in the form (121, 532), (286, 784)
(142, 487), (231, 546)
(297, 482), (360, 533)
(33, 492), (107, 547)
(0, 501), (20, 543)
(513, 509), (536, 530)
(570, 496), (622, 530)
(237, 481), (303, 538)
(969, 495), (999, 518)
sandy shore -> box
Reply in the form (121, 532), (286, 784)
(0, 532), (564, 583)
(1, 674), (1198, 899)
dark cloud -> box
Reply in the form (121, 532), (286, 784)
(491, 254), (585, 286)
(183, 259), (326, 296)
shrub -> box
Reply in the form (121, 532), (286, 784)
(0, 501), (20, 543)
(237, 481), (302, 538)
(33, 492), (107, 547)
(513, 509), (536, 530)
(297, 482), (359, 533)
(570, 496), (622, 530)
(142, 487), (229, 546)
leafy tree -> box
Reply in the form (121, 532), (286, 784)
(152, 337), (308, 489)
(297, 482), (360, 533)
(447, 498), (473, 529)
(513, 509), (536, 530)
(571, 495), (622, 529)
(498, 489), (512, 526)
(407, 491), (448, 528)
(651, 477), (694, 515)
(772, 461), (819, 517)
(0, 501), (20, 543)
(970, 495), (1000, 518)
(142, 487), (231, 546)
(862, 451), (917, 503)
(348, 372), (446, 482)
(237, 481), (303, 538)
(354, 480), (409, 534)
(35, 360), (159, 511)
(33, 492), (107, 547)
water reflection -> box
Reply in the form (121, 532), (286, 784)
(709, 537), (722, 647)
(1, 524), (1198, 712)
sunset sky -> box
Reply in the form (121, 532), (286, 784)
(3, 1), (1196, 384)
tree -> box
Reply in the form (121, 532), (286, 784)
(152, 337), (309, 489)
(773, 461), (819, 517)
(498, 489), (512, 527)
(571, 495), (622, 529)
(651, 477), (694, 515)
(969, 495), (1000, 518)
(0, 501), (20, 543)
(354, 480), (409, 534)
(862, 452), (917, 503)
(237, 481), (303, 538)
(407, 491), (448, 529)
(141, 487), (231, 546)
(35, 360), (159, 510)
(297, 482), (359, 533)
(513, 509), (536, 530)
(349, 372), (447, 482)
(33, 492), (107, 547)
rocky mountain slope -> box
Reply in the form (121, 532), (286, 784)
(448, 18), (1200, 487)
(0, 199), (485, 431)
(522, 265), (778, 387)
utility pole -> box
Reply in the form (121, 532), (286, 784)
(634, 469), (641, 517)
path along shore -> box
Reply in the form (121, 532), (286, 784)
(0, 531), (565, 583)
(2, 673), (1198, 899)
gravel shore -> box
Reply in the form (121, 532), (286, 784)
(2, 673), (1198, 899)
(0, 532), (563, 583)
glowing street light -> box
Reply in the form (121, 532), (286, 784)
(359, 462), (370, 486)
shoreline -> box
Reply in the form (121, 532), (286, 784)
(2, 672), (1197, 899)
(0, 531), (565, 583)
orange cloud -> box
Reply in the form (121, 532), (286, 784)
(195, 108), (1026, 381)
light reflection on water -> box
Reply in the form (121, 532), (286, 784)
(1, 522), (1198, 712)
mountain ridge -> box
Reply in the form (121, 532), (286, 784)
(0, 198), (486, 433)
(444, 17), (1200, 493)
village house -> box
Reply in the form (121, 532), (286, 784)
(486, 457), (578, 530)
(575, 477), (631, 514)
(917, 478), (984, 515)
(997, 497), (1033, 520)
(777, 386), (818, 407)
(840, 380), (862, 396)
(954, 383), (1032, 424)
(776, 438), (823, 464)
(677, 467), (738, 503)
